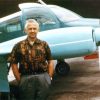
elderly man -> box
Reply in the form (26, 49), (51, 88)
(8, 19), (54, 100)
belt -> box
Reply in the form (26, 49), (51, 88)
(21, 71), (46, 76)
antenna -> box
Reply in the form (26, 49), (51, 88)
(37, 0), (46, 5)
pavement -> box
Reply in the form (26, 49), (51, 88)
(47, 57), (100, 100)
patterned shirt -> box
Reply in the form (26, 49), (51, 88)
(8, 38), (52, 75)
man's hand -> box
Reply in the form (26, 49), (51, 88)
(11, 64), (21, 82)
(48, 60), (54, 79)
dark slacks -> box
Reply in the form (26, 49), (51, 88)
(19, 72), (51, 100)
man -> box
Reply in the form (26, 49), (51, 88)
(8, 19), (54, 100)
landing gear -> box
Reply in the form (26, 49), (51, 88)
(55, 60), (70, 75)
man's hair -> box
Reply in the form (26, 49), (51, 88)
(24, 19), (39, 30)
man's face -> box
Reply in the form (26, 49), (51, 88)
(25, 22), (39, 39)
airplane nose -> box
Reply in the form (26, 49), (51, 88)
(94, 28), (100, 46)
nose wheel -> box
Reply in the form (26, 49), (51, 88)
(55, 61), (70, 75)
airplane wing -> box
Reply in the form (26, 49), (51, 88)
(0, 26), (97, 59)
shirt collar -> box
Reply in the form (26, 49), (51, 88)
(25, 38), (41, 45)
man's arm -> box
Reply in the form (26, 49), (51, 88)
(11, 64), (21, 82)
(48, 60), (54, 79)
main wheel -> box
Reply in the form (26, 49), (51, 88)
(55, 61), (70, 75)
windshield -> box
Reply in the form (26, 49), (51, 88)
(48, 5), (81, 22)
(21, 6), (60, 31)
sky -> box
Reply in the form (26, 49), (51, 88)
(0, 0), (100, 18)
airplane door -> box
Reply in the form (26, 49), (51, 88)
(20, 6), (60, 31)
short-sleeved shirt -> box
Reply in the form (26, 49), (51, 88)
(8, 38), (52, 75)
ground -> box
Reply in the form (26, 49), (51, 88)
(47, 58), (100, 100)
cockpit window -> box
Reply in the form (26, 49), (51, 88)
(22, 7), (60, 31)
(0, 17), (21, 34)
(0, 23), (6, 34)
(0, 15), (22, 43)
(6, 17), (21, 33)
(49, 5), (81, 22)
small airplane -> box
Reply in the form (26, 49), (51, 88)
(0, 0), (100, 95)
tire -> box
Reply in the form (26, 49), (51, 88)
(55, 61), (70, 76)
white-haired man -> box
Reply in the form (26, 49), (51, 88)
(8, 19), (54, 100)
